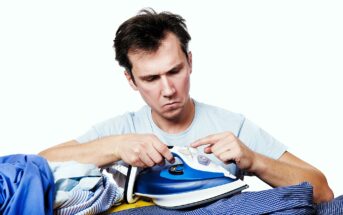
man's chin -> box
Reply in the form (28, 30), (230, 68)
(160, 108), (183, 121)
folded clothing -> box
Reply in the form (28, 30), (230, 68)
(50, 160), (123, 215)
(0, 154), (55, 215)
(49, 161), (103, 208)
(54, 175), (123, 215)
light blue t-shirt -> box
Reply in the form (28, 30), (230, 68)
(76, 100), (287, 177)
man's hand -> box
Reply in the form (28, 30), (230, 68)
(114, 134), (174, 167)
(191, 131), (256, 171)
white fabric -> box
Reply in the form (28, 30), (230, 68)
(49, 161), (123, 214)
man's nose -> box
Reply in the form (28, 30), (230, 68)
(161, 77), (175, 97)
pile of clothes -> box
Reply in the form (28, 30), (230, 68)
(1, 154), (342, 215)
(0, 154), (122, 215)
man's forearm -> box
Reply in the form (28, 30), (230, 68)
(38, 136), (121, 167)
(250, 152), (334, 203)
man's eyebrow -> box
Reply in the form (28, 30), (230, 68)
(139, 73), (159, 80)
(168, 63), (183, 72)
(139, 63), (184, 80)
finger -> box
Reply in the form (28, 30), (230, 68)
(139, 152), (155, 167)
(158, 145), (175, 163)
(129, 156), (146, 167)
(211, 137), (238, 163)
(150, 136), (174, 163)
(190, 134), (219, 148)
(217, 150), (236, 164)
(133, 161), (147, 168)
(211, 139), (232, 156)
(146, 144), (164, 164)
(204, 146), (212, 154)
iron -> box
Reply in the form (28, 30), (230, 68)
(124, 146), (248, 209)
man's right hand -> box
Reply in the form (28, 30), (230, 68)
(114, 134), (174, 167)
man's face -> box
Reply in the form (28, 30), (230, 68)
(126, 33), (192, 121)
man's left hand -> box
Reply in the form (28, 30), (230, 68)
(191, 131), (256, 171)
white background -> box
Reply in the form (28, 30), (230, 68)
(1, 1), (342, 196)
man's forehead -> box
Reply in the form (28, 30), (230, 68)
(129, 50), (184, 77)
(131, 55), (182, 77)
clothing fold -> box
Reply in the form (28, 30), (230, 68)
(0, 154), (55, 215)
(50, 161), (123, 215)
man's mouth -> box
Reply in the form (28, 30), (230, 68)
(163, 102), (179, 108)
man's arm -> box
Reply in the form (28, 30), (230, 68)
(39, 134), (174, 168)
(191, 131), (334, 203)
(250, 150), (333, 203)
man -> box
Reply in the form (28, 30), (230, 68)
(39, 8), (333, 203)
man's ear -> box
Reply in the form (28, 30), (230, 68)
(124, 71), (138, 91)
(188, 51), (193, 74)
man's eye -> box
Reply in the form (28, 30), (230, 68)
(169, 70), (180, 75)
(146, 76), (158, 82)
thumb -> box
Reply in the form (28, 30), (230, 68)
(204, 146), (212, 154)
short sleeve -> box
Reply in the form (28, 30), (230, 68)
(75, 126), (101, 143)
(238, 119), (287, 159)
(75, 114), (132, 144)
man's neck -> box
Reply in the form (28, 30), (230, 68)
(152, 98), (195, 134)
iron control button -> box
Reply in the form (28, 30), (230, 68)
(197, 155), (211, 166)
(168, 164), (184, 175)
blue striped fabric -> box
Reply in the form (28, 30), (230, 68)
(316, 195), (343, 215)
(112, 182), (315, 215)
(55, 175), (123, 215)
(56, 190), (91, 209)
